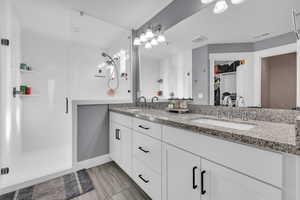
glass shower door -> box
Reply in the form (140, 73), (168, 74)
(0, 0), (72, 190)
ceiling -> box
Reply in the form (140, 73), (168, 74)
(61, 0), (174, 30)
(152, 0), (300, 52)
(12, 0), (173, 49)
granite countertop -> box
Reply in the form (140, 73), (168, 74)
(110, 107), (300, 155)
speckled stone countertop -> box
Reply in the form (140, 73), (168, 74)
(110, 107), (300, 155)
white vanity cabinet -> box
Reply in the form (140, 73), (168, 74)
(109, 113), (133, 177)
(109, 112), (286, 200)
(201, 159), (281, 200)
(164, 144), (281, 200)
(165, 145), (201, 200)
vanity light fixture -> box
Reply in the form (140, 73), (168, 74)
(145, 42), (152, 49)
(140, 33), (147, 42)
(151, 38), (159, 46)
(157, 34), (166, 43)
(146, 28), (154, 39)
(133, 38), (141, 46)
(133, 24), (166, 49)
(214, 0), (228, 14)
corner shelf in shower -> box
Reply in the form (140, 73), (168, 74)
(20, 69), (36, 73)
(19, 94), (40, 97)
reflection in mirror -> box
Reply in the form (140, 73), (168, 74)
(139, 43), (192, 100)
(138, 0), (300, 109)
(214, 60), (242, 106)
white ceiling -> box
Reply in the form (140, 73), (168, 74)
(61, 0), (174, 30)
(12, 0), (173, 49)
(153, 0), (300, 53)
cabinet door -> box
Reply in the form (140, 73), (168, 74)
(109, 122), (121, 164)
(120, 126), (132, 177)
(201, 160), (282, 200)
(166, 145), (201, 200)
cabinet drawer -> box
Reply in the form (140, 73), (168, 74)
(133, 131), (162, 174)
(133, 158), (161, 200)
(163, 126), (283, 188)
(110, 112), (132, 128)
(133, 118), (162, 140)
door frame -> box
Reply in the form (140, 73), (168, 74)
(253, 43), (297, 107)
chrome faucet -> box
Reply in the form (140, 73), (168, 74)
(151, 96), (159, 109)
(223, 96), (233, 107)
(137, 96), (147, 108)
(237, 96), (246, 107)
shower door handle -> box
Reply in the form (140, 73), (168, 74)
(65, 97), (69, 114)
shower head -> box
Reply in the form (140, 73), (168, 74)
(102, 52), (116, 66)
(102, 52), (109, 58)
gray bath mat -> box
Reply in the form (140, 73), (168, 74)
(0, 169), (94, 200)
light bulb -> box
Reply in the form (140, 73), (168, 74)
(145, 42), (152, 49)
(214, 0), (228, 14)
(150, 38), (158, 46)
(157, 34), (166, 43)
(140, 33), (147, 42)
(145, 28), (154, 39)
(133, 37), (141, 46)
(201, 0), (215, 4)
(231, 0), (245, 4)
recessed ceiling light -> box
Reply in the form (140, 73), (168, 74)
(192, 36), (208, 43)
(253, 32), (271, 39)
(231, 0), (246, 5)
(214, 0), (228, 14)
(201, 0), (215, 4)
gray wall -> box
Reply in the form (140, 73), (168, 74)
(77, 105), (109, 162)
(208, 43), (254, 54)
(254, 32), (297, 51)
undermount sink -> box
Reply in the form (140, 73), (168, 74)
(192, 119), (256, 131)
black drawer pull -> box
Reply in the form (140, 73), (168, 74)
(193, 166), (198, 189)
(201, 170), (206, 195)
(138, 146), (150, 153)
(138, 125), (150, 130)
(138, 174), (150, 183)
(115, 129), (121, 140)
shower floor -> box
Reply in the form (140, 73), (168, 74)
(1, 146), (72, 190)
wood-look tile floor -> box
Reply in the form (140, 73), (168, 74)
(73, 162), (151, 200)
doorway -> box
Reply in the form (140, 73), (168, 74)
(261, 53), (297, 109)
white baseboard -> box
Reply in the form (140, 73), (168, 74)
(74, 154), (112, 171)
(0, 154), (111, 195)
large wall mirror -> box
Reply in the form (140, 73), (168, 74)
(138, 0), (300, 109)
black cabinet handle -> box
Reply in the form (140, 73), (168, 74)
(138, 146), (150, 153)
(138, 125), (150, 130)
(138, 174), (149, 183)
(115, 129), (121, 140)
(193, 166), (198, 189)
(201, 170), (206, 195)
(65, 97), (69, 114)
